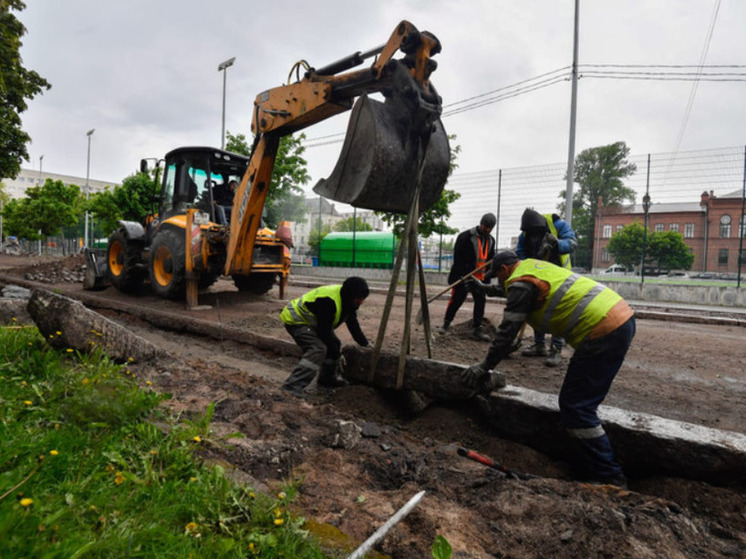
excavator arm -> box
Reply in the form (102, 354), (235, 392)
(225, 20), (449, 277)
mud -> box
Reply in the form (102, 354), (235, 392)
(1, 254), (745, 558)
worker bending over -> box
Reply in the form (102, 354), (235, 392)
(280, 277), (370, 397)
(463, 251), (635, 487)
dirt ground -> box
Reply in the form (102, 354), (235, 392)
(2, 253), (745, 558)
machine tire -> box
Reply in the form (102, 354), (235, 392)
(107, 230), (144, 292)
(149, 228), (187, 299)
(232, 273), (277, 295)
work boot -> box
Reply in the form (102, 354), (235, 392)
(318, 373), (349, 388)
(522, 342), (548, 357)
(471, 326), (492, 342)
(437, 321), (451, 335)
(544, 347), (562, 367)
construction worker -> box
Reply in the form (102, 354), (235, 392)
(437, 213), (496, 341)
(464, 251), (635, 487)
(280, 277), (370, 397)
(516, 208), (577, 366)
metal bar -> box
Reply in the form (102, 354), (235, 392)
(346, 491), (426, 559)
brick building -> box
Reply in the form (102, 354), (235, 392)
(594, 189), (745, 274)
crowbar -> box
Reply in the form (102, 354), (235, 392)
(416, 259), (492, 325)
(457, 447), (536, 480)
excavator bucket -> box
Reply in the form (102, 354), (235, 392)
(313, 94), (450, 214)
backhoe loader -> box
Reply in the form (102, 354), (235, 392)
(87, 20), (449, 302)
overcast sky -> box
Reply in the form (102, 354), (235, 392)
(17, 0), (745, 207)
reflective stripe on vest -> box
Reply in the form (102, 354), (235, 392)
(474, 235), (491, 280)
(280, 284), (343, 328)
(506, 259), (622, 347)
(543, 213), (571, 269)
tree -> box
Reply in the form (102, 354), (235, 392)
(560, 141), (637, 268)
(333, 217), (373, 232)
(225, 131), (309, 228)
(377, 136), (462, 239)
(3, 179), (80, 240)
(647, 230), (694, 271)
(88, 171), (154, 236)
(0, 1), (51, 179)
(307, 223), (332, 256)
(606, 222), (694, 272)
(606, 222), (645, 270)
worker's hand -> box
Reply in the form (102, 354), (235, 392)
(461, 363), (488, 388)
(335, 355), (347, 376)
(539, 233), (558, 260)
(468, 278), (487, 295)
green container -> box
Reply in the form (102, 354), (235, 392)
(319, 232), (396, 269)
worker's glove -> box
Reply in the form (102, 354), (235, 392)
(469, 279), (502, 298)
(467, 278), (487, 295)
(461, 363), (488, 389)
(335, 355), (347, 376)
(538, 233), (559, 260)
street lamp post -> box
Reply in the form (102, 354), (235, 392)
(641, 193), (651, 284)
(218, 57), (236, 150)
(39, 155), (44, 185)
(84, 129), (95, 249)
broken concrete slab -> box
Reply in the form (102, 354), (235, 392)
(477, 385), (746, 486)
(27, 288), (171, 365)
(342, 345), (504, 400)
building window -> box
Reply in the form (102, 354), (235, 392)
(654, 223), (664, 232)
(601, 248), (609, 262)
(741, 214), (746, 238)
(684, 223), (695, 238)
(602, 224), (611, 238)
(669, 223), (679, 232)
(718, 249), (728, 265)
(720, 215), (731, 238)
(616, 225), (623, 232)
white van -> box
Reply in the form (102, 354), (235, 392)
(601, 264), (630, 275)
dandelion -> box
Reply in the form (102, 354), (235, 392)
(12, 317), (17, 322)
(82, 378), (90, 385)
(192, 436), (202, 443)
(277, 491), (286, 500)
(114, 471), (125, 485)
(274, 517), (284, 526)
(23, 400), (32, 406)
(146, 381), (152, 386)
(128, 357), (135, 363)
(55, 331), (62, 336)
(66, 348), (74, 353)
(20, 498), (33, 507)
(249, 491), (256, 499)
(50, 450), (59, 456)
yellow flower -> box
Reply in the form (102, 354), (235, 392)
(82, 378), (90, 385)
(146, 381), (152, 386)
(249, 491), (256, 499)
(50, 450), (59, 456)
(185, 521), (199, 532)
(192, 436), (201, 443)
(20, 498), (33, 507)
(128, 357), (135, 363)
(274, 508), (282, 517)
(277, 491), (286, 500)
(11, 317), (17, 322)
(66, 348), (73, 353)
(189, 477), (198, 482)
(114, 471), (125, 485)
(55, 331), (62, 336)
(90, 505), (97, 511)
(23, 400), (32, 406)
(274, 517), (284, 526)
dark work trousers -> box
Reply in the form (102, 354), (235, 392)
(282, 324), (333, 392)
(443, 282), (486, 328)
(558, 317), (636, 480)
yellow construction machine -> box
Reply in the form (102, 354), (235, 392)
(87, 20), (449, 304)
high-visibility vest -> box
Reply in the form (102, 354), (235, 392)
(281, 284), (343, 328)
(506, 259), (623, 347)
(474, 236), (491, 280)
(543, 213), (571, 269)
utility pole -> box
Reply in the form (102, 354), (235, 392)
(84, 129), (95, 249)
(564, 0), (580, 227)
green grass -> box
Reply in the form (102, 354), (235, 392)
(0, 325), (329, 558)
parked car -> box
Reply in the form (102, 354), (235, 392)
(665, 270), (690, 280)
(601, 264), (632, 275)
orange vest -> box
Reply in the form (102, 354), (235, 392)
(474, 237), (490, 280)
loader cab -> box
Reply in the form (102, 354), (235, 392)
(159, 147), (250, 222)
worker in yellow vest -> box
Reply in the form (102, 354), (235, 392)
(464, 251), (635, 488)
(280, 277), (370, 397)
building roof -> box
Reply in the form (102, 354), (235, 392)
(607, 202), (704, 215)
